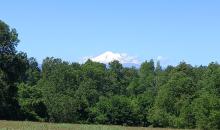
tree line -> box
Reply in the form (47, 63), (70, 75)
(0, 20), (220, 130)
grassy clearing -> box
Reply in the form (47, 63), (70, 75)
(0, 120), (189, 130)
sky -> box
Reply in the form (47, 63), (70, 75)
(1, 0), (220, 66)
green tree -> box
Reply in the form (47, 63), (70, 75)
(192, 62), (220, 130)
(0, 20), (29, 119)
(108, 60), (125, 95)
(18, 83), (47, 121)
(149, 62), (197, 128)
(39, 58), (81, 122)
(24, 57), (41, 86)
(90, 95), (139, 125)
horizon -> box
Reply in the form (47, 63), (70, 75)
(1, 0), (220, 66)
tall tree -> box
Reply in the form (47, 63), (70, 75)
(149, 62), (197, 128)
(0, 20), (28, 119)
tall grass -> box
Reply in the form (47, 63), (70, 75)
(0, 120), (188, 130)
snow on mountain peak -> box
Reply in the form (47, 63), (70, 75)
(83, 51), (140, 64)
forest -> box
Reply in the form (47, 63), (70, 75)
(0, 20), (220, 130)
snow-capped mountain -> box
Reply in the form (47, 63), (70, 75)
(85, 51), (140, 67)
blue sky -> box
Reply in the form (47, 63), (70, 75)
(1, 0), (220, 66)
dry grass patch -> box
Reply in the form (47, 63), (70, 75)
(0, 120), (189, 130)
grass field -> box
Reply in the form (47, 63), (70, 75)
(0, 120), (190, 130)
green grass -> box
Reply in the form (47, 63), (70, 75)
(0, 120), (189, 130)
